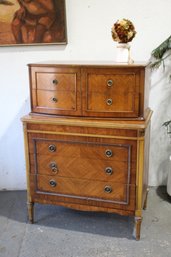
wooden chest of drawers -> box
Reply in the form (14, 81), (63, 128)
(29, 63), (149, 119)
(22, 62), (152, 240)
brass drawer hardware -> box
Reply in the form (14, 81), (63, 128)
(105, 149), (113, 157)
(52, 79), (58, 85)
(104, 185), (112, 193)
(106, 98), (113, 106)
(49, 162), (58, 173)
(49, 180), (57, 187)
(105, 167), (113, 175)
(107, 79), (113, 87)
(48, 144), (56, 152)
(51, 97), (58, 103)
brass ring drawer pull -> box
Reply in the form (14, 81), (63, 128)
(104, 185), (112, 193)
(105, 167), (113, 175)
(52, 79), (58, 85)
(49, 162), (58, 173)
(48, 144), (56, 152)
(106, 98), (113, 105)
(49, 180), (57, 187)
(107, 79), (113, 87)
(51, 97), (58, 103)
(105, 149), (113, 158)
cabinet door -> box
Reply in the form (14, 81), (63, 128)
(82, 67), (142, 118)
(30, 66), (82, 116)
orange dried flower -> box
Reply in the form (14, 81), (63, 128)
(111, 19), (136, 43)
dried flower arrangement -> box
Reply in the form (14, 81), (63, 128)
(111, 18), (136, 44)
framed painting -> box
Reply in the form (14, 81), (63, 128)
(0, 0), (67, 46)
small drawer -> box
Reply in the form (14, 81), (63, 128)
(36, 90), (76, 111)
(36, 175), (132, 205)
(35, 72), (76, 91)
(87, 92), (138, 113)
(87, 74), (136, 94)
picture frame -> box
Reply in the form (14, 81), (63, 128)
(0, 0), (67, 46)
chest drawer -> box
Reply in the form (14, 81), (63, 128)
(35, 72), (76, 91)
(86, 73), (136, 93)
(30, 66), (81, 116)
(29, 139), (134, 162)
(36, 175), (134, 206)
(36, 90), (76, 111)
(30, 154), (136, 184)
(87, 92), (138, 113)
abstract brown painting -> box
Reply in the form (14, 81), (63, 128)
(0, 0), (67, 46)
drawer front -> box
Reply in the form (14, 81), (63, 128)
(36, 90), (76, 110)
(36, 73), (76, 91)
(29, 139), (132, 162)
(87, 74), (136, 93)
(36, 175), (131, 205)
(30, 154), (134, 184)
(30, 66), (81, 116)
(82, 68), (141, 118)
(87, 92), (138, 113)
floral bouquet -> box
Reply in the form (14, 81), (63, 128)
(111, 19), (136, 44)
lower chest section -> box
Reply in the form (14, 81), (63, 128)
(27, 124), (138, 213)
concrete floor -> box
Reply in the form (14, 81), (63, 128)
(0, 187), (171, 257)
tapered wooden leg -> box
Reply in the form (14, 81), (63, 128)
(27, 202), (34, 223)
(143, 188), (149, 210)
(134, 217), (142, 240)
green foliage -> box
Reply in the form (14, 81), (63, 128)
(150, 36), (171, 133)
(162, 120), (171, 135)
(163, 120), (171, 128)
(150, 35), (171, 69)
(152, 36), (171, 59)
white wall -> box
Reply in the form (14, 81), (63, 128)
(0, 0), (171, 190)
